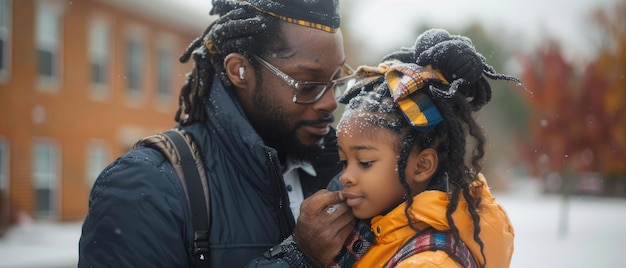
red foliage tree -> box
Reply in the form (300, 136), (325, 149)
(588, 0), (626, 181)
(519, 41), (580, 176)
(519, 0), (626, 194)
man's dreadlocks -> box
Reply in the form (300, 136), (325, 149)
(175, 1), (282, 125)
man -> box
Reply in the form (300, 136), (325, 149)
(78, 0), (359, 267)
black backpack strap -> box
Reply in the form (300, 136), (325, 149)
(161, 130), (210, 267)
(384, 227), (478, 268)
(135, 129), (210, 267)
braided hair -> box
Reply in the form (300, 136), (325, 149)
(175, 1), (283, 125)
(339, 29), (521, 268)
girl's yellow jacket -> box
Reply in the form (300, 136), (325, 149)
(354, 174), (514, 268)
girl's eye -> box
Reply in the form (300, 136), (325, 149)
(359, 161), (374, 168)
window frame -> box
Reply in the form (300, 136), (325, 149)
(0, 136), (8, 191)
(88, 16), (111, 97)
(0, 0), (12, 82)
(156, 44), (173, 100)
(125, 31), (145, 97)
(155, 34), (177, 104)
(0, 136), (9, 227)
(32, 138), (61, 218)
(85, 140), (109, 189)
(35, 1), (63, 89)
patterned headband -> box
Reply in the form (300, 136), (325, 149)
(341, 62), (448, 132)
(204, 0), (339, 59)
(241, 0), (340, 33)
(249, 6), (338, 33)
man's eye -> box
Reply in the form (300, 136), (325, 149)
(299, 85), (321, 94)
(338, 160), (347, 168)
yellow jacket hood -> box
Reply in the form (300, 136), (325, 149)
(355, 174), (514, 268)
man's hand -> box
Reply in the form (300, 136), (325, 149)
(294, 190), (355, 266)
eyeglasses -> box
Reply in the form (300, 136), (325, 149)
(251, 54), (356, 104)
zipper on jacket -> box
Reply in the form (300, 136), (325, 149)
(267, 151), (291, 239)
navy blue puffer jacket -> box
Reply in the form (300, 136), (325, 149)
(78, 78), (342, 267)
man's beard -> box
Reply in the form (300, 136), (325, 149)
(252, 84), (329, 162)
(274, 130), (325, 162)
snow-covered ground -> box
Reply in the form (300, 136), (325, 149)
(0, 220), (82, 268)
(496, 179), (626, 268)
(0, 178), (625, 268)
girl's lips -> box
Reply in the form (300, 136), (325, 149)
(345, 196), (364, 207)
(341, 192), (364, 207)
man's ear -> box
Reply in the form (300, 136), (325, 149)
(224, 53), (252, 89)
(408, 148), (438, 184)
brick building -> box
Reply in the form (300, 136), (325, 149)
(0, 0), (212, 227)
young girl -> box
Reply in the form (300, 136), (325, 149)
(336, 29), (517, 268)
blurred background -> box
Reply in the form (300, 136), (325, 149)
(0, 0), (624, 267)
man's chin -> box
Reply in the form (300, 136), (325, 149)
(301, 135), (325, 147)
(288, 137), (325, 162)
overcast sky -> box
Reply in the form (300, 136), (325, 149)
(177, 0), (620, 64)
(348, 0), (619, 63)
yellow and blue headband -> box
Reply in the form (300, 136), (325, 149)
(340, 62), (447, 132)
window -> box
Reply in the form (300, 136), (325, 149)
(156, 45), (172, 100)
(32, 139), (60, 217)
(36, 2), (61, 83)
(89, 18), (109, 89)
(0, 0), (11, 80)
(0, 137), (8, 190)
(0, 137), (8, 226)
(86, 141), (109, 188)
(0, 137), (8, 199)
(126, 38), (143, 94)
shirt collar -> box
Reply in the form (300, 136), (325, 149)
(284, 157), (317, 177)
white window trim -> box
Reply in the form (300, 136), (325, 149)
(0, 136), (9, 227)
(32, 137), (61, 219)
(0, 0), (12, 83)
(0, 136), (9, 190)
(88, 15), (112, 100)
(35, 0), (64, 91)
(124, 24), (147, 108)
(155, 33), (177, 111)
(85, 139), (109, 189)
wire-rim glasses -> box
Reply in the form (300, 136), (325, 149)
(251, 54), (356, 104)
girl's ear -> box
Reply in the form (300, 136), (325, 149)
(407, 148), (438, 185)
(224, 53), (253, 89)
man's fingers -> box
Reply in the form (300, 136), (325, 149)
(317, 190), (344, 207)
(294, 191), (356, 266)
(302, 190), (345, 212)
(333, 204), (355, 226)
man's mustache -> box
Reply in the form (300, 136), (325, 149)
(303, 115), (334, 126)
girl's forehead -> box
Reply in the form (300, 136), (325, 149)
(338, 114), (398, 141)
(339, 109), (403, 132)
(338, 111), (374, 133)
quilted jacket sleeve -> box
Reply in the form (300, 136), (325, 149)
(78, 148), (191, 268)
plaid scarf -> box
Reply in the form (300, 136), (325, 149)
(384, 227), (479, 268)
(326, 220), (374, 267)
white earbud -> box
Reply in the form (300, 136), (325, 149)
(239, 67), (245, 80)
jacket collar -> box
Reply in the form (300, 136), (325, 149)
(203, 77), (271, 154)
(370, 190), (449, 245)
